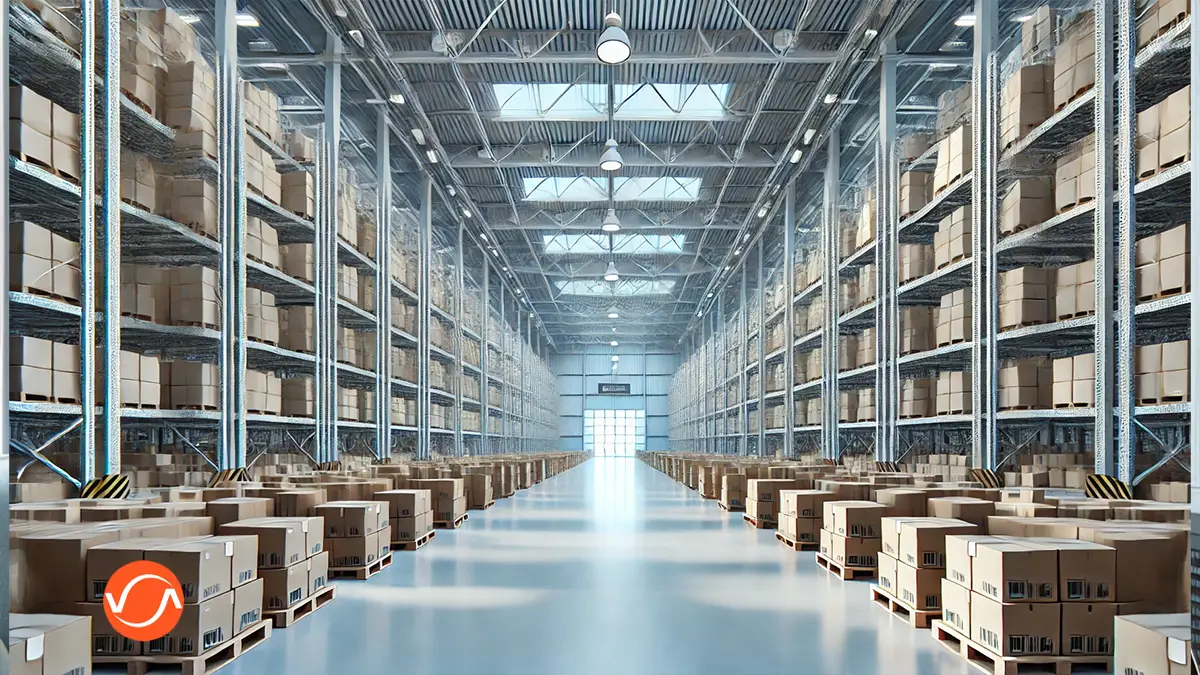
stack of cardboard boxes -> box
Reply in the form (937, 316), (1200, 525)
(338, 179), (360, 247)
(1054, 134), (1097, 213)
(1114, 614), (1192, 674)
(120, 148), (158, 212)
(119, 351), (161, 408)
(999, 267), (1054, 330)
(1134, 87), (1192, 179)
(899, 132), (933, 162)
(777, 489), (833, 545)
(281, 244), (315, 284)
(1054, 260), (1096, 319)
(1020, 5), (1058, 58)
(243, 82), (282, 143)
(244, 131), (281, 204)
(314, 501), (390, 570)
(166, 62), (218, 166)
(1052, 11), (1097, 110)
(338, 264), (360, 304)
(10, 221), (80, 303)
(1000, 64), (1054, 149)
(376, 489), (435, 544)
(1135, 224), (1189, 301)
(246, 288), (281, 345)
(11, 337), (79, 404)
(245, 370), (282, 415)
(898, 244), (933, 284)
(721, 474), (746, 510)
(120, 264), (168, 322)
(245, 218), (281, 270)
(936, 371), (971, 415)
(858, 264), (876, 306)
(900, 307), (934, 355)
(838, 391), (858, 423)
(879, 518), (979, 612)
(933, 207), (971, 269)
(746, 478), (798, 525)
(463, 473), (494, 510)
(999, 358), (1054, 410)
(220, 516), (328, 616)
(281, 307), (315, 353)
(820, 501), (885, 570)
(936, 290), (971, 346)
(11, 85), (80, 182)
(857, 328), (876, 367)
(338, 387), (359, 421)
(281, 171), (316, 220)
(10, 614), (91, 674)
(933, 124), (971, 194)
(1052, 353), (1096, 408)
(898, 171), (930, 218)
(855, 191), (876, 251)
(1135, 340), (1190, 404)
(170, 266), (220, 327)
(856, 388), (876, 422)
(409, 478), (467, 525)
(167, 361), (219, 409)
(900, 378), (934, 418)
(1000, 178), (1054, 237)
(936, 85), (972, 139)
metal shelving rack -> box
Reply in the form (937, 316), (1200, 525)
(7, 2), (557, 487)
(669, 2), (1195, 493)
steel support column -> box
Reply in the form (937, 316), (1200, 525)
(454, 222), (465, 457)
(217, 0), (247, 469)
(480, 259), (490, 454)
(1, 0), (10, 646)
(1189, 0), (1200, 652)
(970, 0), (998, 470)
(499, 282), (507, 450)
(318, 32), (343, 463)
(417, 177), (433, 460)
(739, 262), (748, 456)
(375, 110), (392, 458)
(822, 127), (841, 460)
(756, 240), (766, 455)
(877, 44), (898, 462)
(783, 180), (797, 458)
(524, 316), (532, 453)
(1114, 0), (1137, 483)
(1094, 0), (1117, 477)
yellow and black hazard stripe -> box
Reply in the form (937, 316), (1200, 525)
(207, 467), (251, 487)
(80, 474), (131, 499)
(874, 461), (900, 473)
(821, 458), (837, 466)
(970, 468), (1004, 489)
(318, 461), (343, 472)
(1086, 474), (1132, 500)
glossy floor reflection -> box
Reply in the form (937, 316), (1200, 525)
(220, 458), (973, 675)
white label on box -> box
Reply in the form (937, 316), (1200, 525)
(1168, 637), (1188, 664)
(225, 541), (234, 556)
(25, 634), (44, 661)
(967, 541), (978, 557)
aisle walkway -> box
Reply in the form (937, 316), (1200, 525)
(226, 458), (971, 675)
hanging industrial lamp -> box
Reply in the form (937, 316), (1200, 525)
(604, 262), (620, 282)
(607, 306), (620, 319)
(599, 139), (624, 172)
(601, 209), (622, 233)
(596, 13), (631, 64)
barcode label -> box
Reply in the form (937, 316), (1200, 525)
(1037, 583), (1054, 599)
(979, 627), (1000, 651)
(92, 580), (106, 600)
(181, 582), (196, 601)
(147, 637), (173, 655)
(1007, 580), (1029, 600)
(902, 589), (915, 604)
(202, 627), (224, 651)
(94, 635), (134, 654)
(238, 569), (254, 584)
(314, 575), (326, 590)
(1066, 579), (1085, 600)
(1096, 582), (1111, 599)
(922, 551), (942, 567)
(288, 587), (304, 605)
(925, 594), (940, 608)
(951, 570), (966, 583)
(1068, 635), (1111, 655)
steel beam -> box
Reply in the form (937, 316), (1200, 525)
(499, 281), (507, 451)
(1094, 0), (1116, 477)
(217, 0), (247, 470)
(318, 32), (343, 463)
(1188, 0), (1200, 649)
(480, 256), (490, 454)
(971, 0), (998, 470)
(877, 44), (897, 461)
(445, 144), (781, 169)
(1, 0), (9, 647)
(375, 110), (392, 458)
(783, 180), (797, 458)
(739, 262), (748, 456)
(454, 221), (465, 457)
(1114, 0), (1137, 483)
(417, 176), (433, 460)
(822, 127), (840, 461)
(756, 241), (765, 455)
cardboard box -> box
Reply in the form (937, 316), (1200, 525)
(1114, 614), (1192, 675)
(941, 576), (972, 635)
(260, 560), (307, 610)
(231, 578), (264, 635)
(831, 533), (880, 568)
(308, 550), (329, 596)
(314, 501), (388, 537)
(898, 561), (944, 610)
(207, 535), (258, 589)
(219, 518), (306, 569)
(10, 613), (92, 674)
(971, 593), (1060, 656)
(830, 501), (887, 538)
(22, 528), (122, 607)
(149, 589), (234, 656)
(878, 552), (899, 594)
(144, 539), (233, 603)
(206, 498), (271, 529)
(375, 489), (432, 517)
(391, 511), (434, 542)
(898, 518), (979, 569)
(972, 539), (1058, 602)
(1061, 602), (1115, 656)
(1042, 538), (1115, 602)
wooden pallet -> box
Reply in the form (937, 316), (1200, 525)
(263, 584), (336, 628)
(175, 404), (219, 411)
(717, 500), (745, 512)
(469, 500), (495, 511)
(869, 584), (941, 629)
(392, 530), (436, 551)
(13, 285), (78, 305)
(1056, 195), (1095, 214)
(930, 619), (1110, 675)
(1055, 84), (1095, 113)
(774, 531), (818, 551)
(94, 619), (271, 675)
(937, 337), (968, 348)
(434, 512), (469, 529)
(742, 514), (776, 529)
(329, 552), (392, 580)
(815, 551), (876, 581)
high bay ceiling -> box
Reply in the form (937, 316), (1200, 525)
(168, 0), (1005, 347)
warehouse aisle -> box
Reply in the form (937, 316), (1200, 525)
(224, 459), (972, 675)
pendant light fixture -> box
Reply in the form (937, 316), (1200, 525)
(599, 139), (624, 172)
(604, 261), (620, 282)
(601, 208), (621, 233)
(607, 306), (620, 319)
(596, 13), (631, 65)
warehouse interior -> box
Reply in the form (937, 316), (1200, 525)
(5, 0), (1200, 672)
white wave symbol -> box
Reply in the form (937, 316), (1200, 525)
(104, 574), (183, 629)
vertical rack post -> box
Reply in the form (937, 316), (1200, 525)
(319, 32), (343, 463)
(417, 176), (432, 460)
(0, 0), (9, 645)
(970, 0), (998, 469)
(80, 0), (101, 481)
(1114, 0), (1137, 482)
(525, 317), (532, 453)
(739, 262), (748, 455)
(375, 110), (392, 459)
(783, 180), (796, 457)
(1188, 0), (1200, 648)
(756, 241), (765, 455)
(454, 221), (464, 457)
(1094, 0), (1116, 477)
(499, 282), (507, 451)
(822, 127), (841, 461)
(480, 260), (490, 454)
(877, 48), (898, 462)
(216, 0), (246, 469)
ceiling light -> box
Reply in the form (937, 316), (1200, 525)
(604, 262), (620, 282)
(955, 14), (976, 27)
(610, 340), (619, 346)
(697, 311), (703, 317)
(502, 266), (508, 271)
(929, 63), (957, 70)
(803, 129), (817, 144)
(257, 62), (289, 70)
(599, 139), (624, 172)
(411, 128), (426, 145)
(461, 208), (472, 218)
(179, 14), (201, 24)
(611, 355), (620, 362)
(864, 28), (879, 39)
(612, 327), (617, 333)
(1014, 14), (1033, 22)
(235, 12), (259, 27)
(447, 186), (457, 197)
(600, 209), (621, 233)
(707, 292), (714, 298)
(823, 93), (839, 105)
(516, 289), (522, 295)
(426, 150), (438, 163)
(596, 13), (631, 65)
(529, 312), (535, 318)
(607, 306), (620, 319)
(389, 93), (406, 105)
(789, 149), (803, 164)
(757, 206), (768, 218)
(479, 233), (487, 240)
(734, 247), (742, 255)
(490, 249), (499, 257)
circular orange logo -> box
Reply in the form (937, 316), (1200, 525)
(103, 560), (185, 642)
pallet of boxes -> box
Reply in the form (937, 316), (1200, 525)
(775, 489), (832, 551)
(873, 515), (980, 629)
(220, 513), (334, 629)
(410, 477), (468, 529)
(10, 501), (274, 673)
(377, 488), (437, 550)
(315, 501), (392, 580)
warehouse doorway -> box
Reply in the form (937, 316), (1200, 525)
(584, 409), (645, 457)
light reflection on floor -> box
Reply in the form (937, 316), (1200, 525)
(197, 457), (975, 675)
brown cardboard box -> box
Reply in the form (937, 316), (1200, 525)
(308, 550), (329, 596)
(10, 613), (92, 674)
(273, 489), (327, 517)
(208, 535), (258, 588)
(151, 589), (234, 656)
(375, 489), (432, 517)
(329, 535), (378, 568)
(206, 498), (271, 529)
(219, 518), (306, 569)
(1061, 602), (1116, 656)
(1088, 531), (1186, 609)
(261, 560), (307, 610)
(145, 539), (233, 603)
(314, 501), (388, 537)
(971, 593), (1060, 656)
(829, 501), (887, 538)
(85, 538), (176, 600)
(1114, 614), (1192, 675)
(881, 517), (930, 559)
(49, 601), (138, 656)
(878, 552), (899, 594)
(778, 514), (819, 543)
(972, 539), (1058, 602)
(898, 518), (979, 569)
(898, 561), (943, 610)
(233, 577), (264, 633)
(941, 577), (972, 635)
(1036, 538), (1115, 602)
(391, 511), (434, 542)
(927, 498), (995, 527)
(831, 533), (880, 568)
(874, 488), (927, 517)
(22, 528), (122, 608)
(778, 489), (834, 517)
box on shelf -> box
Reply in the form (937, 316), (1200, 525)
(1001, 64), (1054, 148)
(1052, 353), (1095, 408)
(1000, 178), (1053, 237)
(999, 267), (1054, 329)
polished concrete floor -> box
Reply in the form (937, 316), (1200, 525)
(220, 458), (972, 675)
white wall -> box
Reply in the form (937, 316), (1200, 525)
(550, 345), (677, 452)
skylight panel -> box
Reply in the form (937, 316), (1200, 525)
(492, 83), (731, 120)
(557, 279), (676, 296)
(522, 177), (701, 202)
(543, 234), (686, 255)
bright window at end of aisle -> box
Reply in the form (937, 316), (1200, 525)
(584, 409), (645, 457)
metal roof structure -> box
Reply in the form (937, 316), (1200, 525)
(166, 0), (1002, 346)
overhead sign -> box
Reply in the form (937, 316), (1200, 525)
(597, 383), (630, 395)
